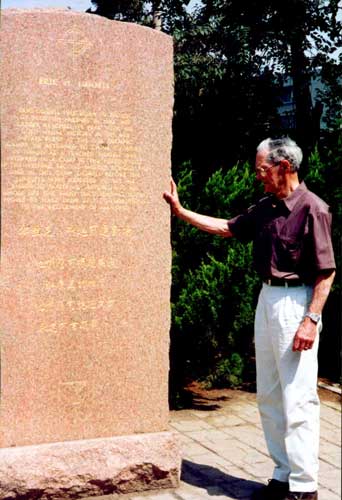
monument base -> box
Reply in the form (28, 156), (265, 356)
(0, 431), (181, 499)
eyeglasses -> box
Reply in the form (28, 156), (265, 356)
(255, 162), (280, 176)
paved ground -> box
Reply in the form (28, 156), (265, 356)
(89, 387), (341, 500)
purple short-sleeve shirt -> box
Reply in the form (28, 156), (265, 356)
(228, 182), (336, 284)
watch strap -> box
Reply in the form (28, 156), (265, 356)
(305, 312), (321, 324)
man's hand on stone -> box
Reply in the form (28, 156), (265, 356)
(292, 319), (317, 351)
(163, 178), (182, 216)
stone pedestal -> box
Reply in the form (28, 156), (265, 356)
(0, 433), (180, 498)
(0, 9), (179, 498)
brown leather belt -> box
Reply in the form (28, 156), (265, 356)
(263, 278), (304, 287)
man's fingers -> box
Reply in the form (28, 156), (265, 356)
(163, 178), (181, 216)
(293, 338), (314, 352)
(170, 178), (178, 196)
(292, 336), (301, 351)
(163, 191), (172, 203)
(293, 322), (317, 351)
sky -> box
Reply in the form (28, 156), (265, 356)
(2, 0), (93, 9)
(2, 0), (202, 11)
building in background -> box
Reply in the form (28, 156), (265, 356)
(277, 74), (328, 134)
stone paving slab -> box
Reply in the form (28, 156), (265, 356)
(84, 388), (341, 500)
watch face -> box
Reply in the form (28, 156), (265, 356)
(306, 312), (320, 323)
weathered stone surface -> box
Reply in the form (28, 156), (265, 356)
(0, 9), (173, 447)
(0, 432), (181, 499)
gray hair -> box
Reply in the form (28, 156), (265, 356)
(257, 137), (303, 172)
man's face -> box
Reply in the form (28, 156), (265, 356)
(255, 150), (284, 196)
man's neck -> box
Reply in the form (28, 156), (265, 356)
(276, 176), (300, 199)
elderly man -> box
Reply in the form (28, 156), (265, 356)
(163, 137), (336, 500)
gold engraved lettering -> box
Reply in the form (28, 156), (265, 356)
(36, 256), (117, 271)
(65, 224), (132, 238)
(39, 77), (58, 86)
(38, 298), (115, 313)
(46, 257), (113, 271)
(4, 107), (140, 210)
(38, 318), (99, 334)
(42, 279), (98, 291)
(78, 81), (110, 89)
(38, 78), (112, 90)
(18, 225), (54, 237)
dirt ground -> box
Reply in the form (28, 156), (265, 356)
(185, 379), (341, 407)
(318, 378), (341, 404)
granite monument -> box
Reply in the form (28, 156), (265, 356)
(0, 9), (180, 498)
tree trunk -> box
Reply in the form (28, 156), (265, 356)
(290, 34), (314, 171)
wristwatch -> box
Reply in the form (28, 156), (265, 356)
(305, 312), (321, 324)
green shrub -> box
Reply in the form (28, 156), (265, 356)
(169, 144), (341, 406)
(306, 142), (341, 382)
(170, 162), (260, 396)
(203, 353), (244, 389)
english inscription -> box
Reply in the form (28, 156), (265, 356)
(3, 107), (141, 210)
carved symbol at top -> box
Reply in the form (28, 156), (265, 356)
(59, 380), (88, 407)
(60, 27), (93, 60)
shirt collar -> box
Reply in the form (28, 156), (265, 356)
(281, 181), (308, 212)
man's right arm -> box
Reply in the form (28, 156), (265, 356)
(163, 178), (233, 238)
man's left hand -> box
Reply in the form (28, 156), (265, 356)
(292, 318), (317, 351)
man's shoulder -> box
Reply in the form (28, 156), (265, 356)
(246, 195), (272, 213)
(301, 187), (331, 214)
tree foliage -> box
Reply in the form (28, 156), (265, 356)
(87, 1), (341, 171)
(86, 0), (146, 21)
(86, 0), (190, 27)
(198, 0), (341, 163)
(171, 6), (281, 177)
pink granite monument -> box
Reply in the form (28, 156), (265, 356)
(0, 9), (180, 498)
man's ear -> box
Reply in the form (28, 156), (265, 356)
(279, 159), (292, 172)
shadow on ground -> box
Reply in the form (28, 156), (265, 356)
(182, 459), (263, 498)
(171, 383), (234, 411)
(171, 380), (257, 411)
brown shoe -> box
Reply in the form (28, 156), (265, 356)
(285, 492), (318, 500)
(252, 479), (289, 499)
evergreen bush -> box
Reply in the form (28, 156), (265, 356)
(169, 145), (341, 406)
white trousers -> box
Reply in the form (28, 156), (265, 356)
(255, 283), (321, 493)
